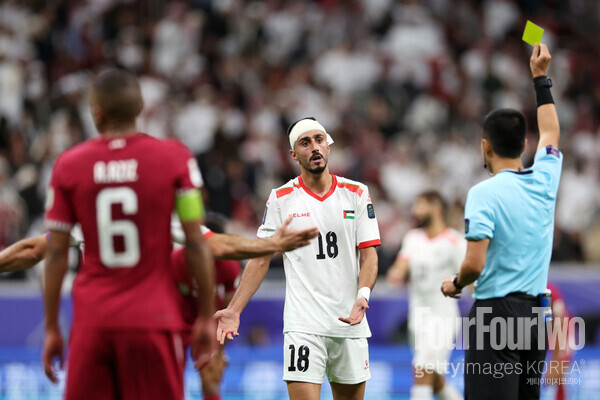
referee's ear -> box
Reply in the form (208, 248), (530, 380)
(482, 138), (493, 155)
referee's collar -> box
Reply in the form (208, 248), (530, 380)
(497, 168), (533, 175)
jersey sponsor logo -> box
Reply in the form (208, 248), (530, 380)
(465, 218), (470, 234)
(93, 159), (138, 184)
(343, 210), (355, 219)
(367, 204), (375, 219)
(545, 145), (560, 157)
(289, 212), (311, 218)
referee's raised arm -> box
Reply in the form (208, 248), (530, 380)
(531, 43), (560, 150)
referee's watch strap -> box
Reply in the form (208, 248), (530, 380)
(452, 274), (464, 290)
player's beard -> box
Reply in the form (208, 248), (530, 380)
(415, 214), (432, 228)
(301, 153), (328, 175)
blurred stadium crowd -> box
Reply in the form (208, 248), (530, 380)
(0, 0), (599, 277)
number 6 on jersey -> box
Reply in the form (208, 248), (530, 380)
(96, 187), (140, 267)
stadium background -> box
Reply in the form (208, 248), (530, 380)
(0, 0), (599, 398)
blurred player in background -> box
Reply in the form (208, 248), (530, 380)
(215, 117), (381, 400)
(544, 282), (573, 400)
(387, 191), (464, 400)
(184, 214), (239, 400)
(172, 213), (273, 400)
(43, 69), (215, 399)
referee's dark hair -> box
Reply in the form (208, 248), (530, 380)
(482, 109), (526, 158)
(418, 190), (448, 221)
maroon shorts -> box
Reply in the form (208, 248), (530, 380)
(65, 327), (186, 400)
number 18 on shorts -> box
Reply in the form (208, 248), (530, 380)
(283, 332), (371, 385)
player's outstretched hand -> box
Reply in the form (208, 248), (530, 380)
(441, 275), (462, 299)
(272, 216), (319, 252)
(530, 43), (551, 78)
(214, 308), (240, 345)
(338, 298), (369, 325)
(191, 316), (218, 370)
(42, 328), (63, 384)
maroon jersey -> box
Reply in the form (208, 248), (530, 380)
(170, 239), (241, 327)
(45, 133), (202, 330)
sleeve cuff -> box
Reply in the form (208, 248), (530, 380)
(45, 219), (74, 233)
(357, 239), (381, 249)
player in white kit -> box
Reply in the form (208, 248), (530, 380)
(215, 117), (380, 400)
(387, 191), (464, 400)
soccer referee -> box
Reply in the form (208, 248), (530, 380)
(441, 43), (562, 400)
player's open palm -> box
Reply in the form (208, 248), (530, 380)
(191, 317), (217, 370)
(338, 298), (369, 325)
(273, 216), (319, 252)
(42, 328), (63, 383)
(214, 308), (240, 345)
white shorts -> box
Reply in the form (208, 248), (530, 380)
(409, 313), (459, 374)
(283, 331), (371, 385)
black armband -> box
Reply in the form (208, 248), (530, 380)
(533, 76), (554, 107)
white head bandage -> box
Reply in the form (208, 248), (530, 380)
(288, 118), (334, 149)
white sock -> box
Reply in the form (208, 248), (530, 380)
(411, 384), (434, 400)
(436, 383), (462, 400)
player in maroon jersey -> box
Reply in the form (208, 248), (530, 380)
(172, 215), (240, 400)
(43, 69), (215, 400)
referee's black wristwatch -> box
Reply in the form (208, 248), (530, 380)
(452, 274), (464, 290)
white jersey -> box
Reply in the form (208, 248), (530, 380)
(258, 174), (381, 338)
(399, 228), (466, 318)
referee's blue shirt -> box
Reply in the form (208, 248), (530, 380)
(465, 145), (563, 299)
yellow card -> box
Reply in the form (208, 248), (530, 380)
(522, 21), (544, 46)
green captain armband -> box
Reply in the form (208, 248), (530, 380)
(176, 189), (204, 222)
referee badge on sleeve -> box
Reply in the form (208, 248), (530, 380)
(465, 218), (470, 234)
(545, 145), (560, 157)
